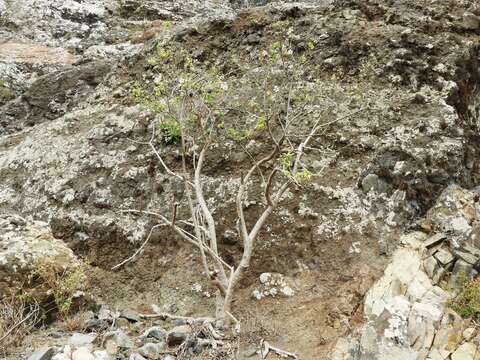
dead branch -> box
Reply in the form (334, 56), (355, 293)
(265, 169), (278, 206)
(260, 339), (298, 359)
(140, 312), (214, 325)
(111, 224), (164, 270)
(171, 203), (178, 225)
(0, 301), (39, 345)
(194, 144), (228, 284)
(117, 209), (233, 272)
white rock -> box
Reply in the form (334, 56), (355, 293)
(423, 256), (438, 278)
(434, 248), (454, 265)
(463, 328), (476, 341)
(365, 248), (421, 317)
(93, 350), (109, 360)
(450, 217), (471, 234)
(28, 348), (56, 360)
(410, 302), (443, 323)
(259, 273), (271, 284)
(72, 347), (95, 360)
(406, 273), (432, 301)
(68, 333), (97, 348)
(451, 342), (477, 360)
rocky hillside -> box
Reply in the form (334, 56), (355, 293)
(1, 0), (480, 359)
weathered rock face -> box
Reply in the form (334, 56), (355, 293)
(0, 0), (234, 134)
(1, 0), (480, 358)
(331, 185), (480, 360)
(0, 214), (79, 296)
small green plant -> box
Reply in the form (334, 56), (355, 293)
(255, 116), (267, 131)
(226, 127), (253, 142)
(147, 57), (159, 67)
(280, 151), (294, 172)
(33, 262), (87, 318)
(0, 80), (15, 102)
(131, 82), (145, 99)
(280, 152), (312, 184)
(449, 275), (480, 319)
(158, 47), (171, 61)
(159, 119), (182, 144)
(295, 169), (312, 183)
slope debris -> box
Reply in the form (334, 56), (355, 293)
(0, 0), (479, 359)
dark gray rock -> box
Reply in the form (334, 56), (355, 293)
(223, 229), (238, 245)
(241, 345), (258, 358)
(167, 325), (191, 346)
(453, 249), (478, 265)
(141, 326), (167, 341)
(120, 309), (141, 323)
(424, 233), (447, 249)
(28, 348), (56, 360)
(462, 12), (480, 29)
(361, 173), (389, 194)
(449, 259), (478, 290)
(104, 330), (135, 348)
(22, 61), (110, 123)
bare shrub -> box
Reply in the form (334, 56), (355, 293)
(115, 36), (357, 338)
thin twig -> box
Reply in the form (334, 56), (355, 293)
(0, 307), (39, 344)
(111, 224), (164, 270)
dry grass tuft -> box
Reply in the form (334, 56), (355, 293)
(0, 295), (40, 356)
(60, 311), (89, 332)
(239, 310), (281, 343)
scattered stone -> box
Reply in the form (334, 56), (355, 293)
(85, 318), (105, 330)
(423, 256), (438, 278)
(252, 273), (295, 300)
(451, 342), (477, 360)
(167, 325), (191, 346)
(72, 347), (95, 360)
(68, 333), (97, 348)
(104, 339), (118, 356)
(361, 173), (389, 194)
(434, 248), (454, 266)
(120, 309), (141, 322)
(115, 317), (130, 328)
(453, 249), (478, 266)
(28, 348), (56, 360)
(359, 325), (379, 357)
(431, 310), (463, 357)
(432, 266), (446, 285)
(424, 233), (447, 249)
(93, 350), (109, 360)
(104, 330), (135, 348)
(0, 215), (80, 296)
(462, 244), (480, 258)
(241, 345), (258, 358)
(129, 354), (147, 360)
(449, 260), (478, 290)
(463, 328), (476, 341)
(462, 12), (480, 30)
(450, 217), (471, 235)
(222, 229), (238, 245)
(141, 326), (167, 341)
(138, 342), (165, 359)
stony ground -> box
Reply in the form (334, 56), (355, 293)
(0, 0), (479, 359)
